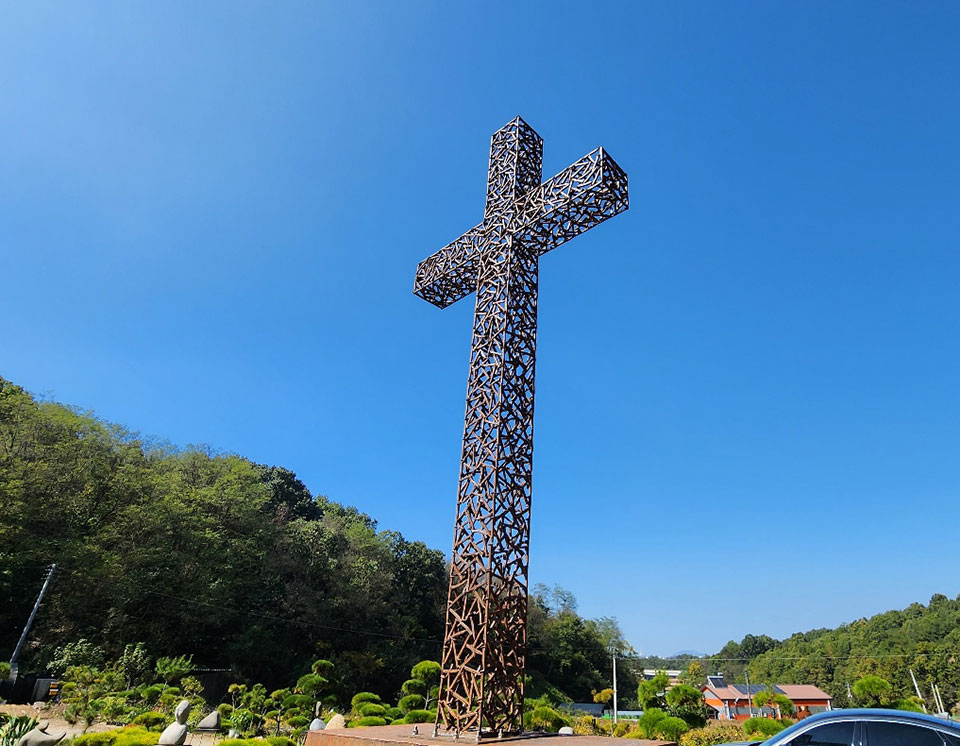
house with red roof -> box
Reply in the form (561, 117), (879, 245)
(701, 675), (832, 720)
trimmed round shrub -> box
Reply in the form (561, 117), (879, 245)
(401, 679), (427, 696)
(359, 704), (386, 717)
(356, 716), (387, 727)
(391, 718), (405, 725)
(267, 738), (296, 746)
(410, 661), (440, 682)
(218, 703), (234, 718)
(351, 692), (381, 710)
(128, 712), (167, 731)
(140, 685), (163, 705)
(283, 694), (313, 710)
(113, 730), (161, 746)
(398, 694), (425, 714)
(72, 733), (117, 746)
(402, 710), (433, 724)
(657, 716), (690, 741)
(636, 708), (667, 738)
(743, 718), (786, 737)
(286, 715), (310, 728)
(384, 707), (402, 721)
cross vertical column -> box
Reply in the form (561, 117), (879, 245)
(436, 118), (543, 738)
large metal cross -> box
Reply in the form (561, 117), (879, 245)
(414, 117), (628, 739)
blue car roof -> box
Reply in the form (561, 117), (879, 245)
(789, 709), (960, 732)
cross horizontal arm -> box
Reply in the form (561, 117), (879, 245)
(514, 147), (629, 254)
(413, 147), (628, 309)
(413, 223), (484, 309)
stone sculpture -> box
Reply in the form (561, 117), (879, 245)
(158, 700), (191, 746)
(308, 702), (325, 731)
(196, 710), (220, 730)
(325, 714), (346, 730)
(17, 721), (65, 746)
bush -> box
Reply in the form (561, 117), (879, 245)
(895, 698), (925, 713)
(359, 704), (386, 717)
(72, 733), (116, 746)
(351, 692), (381, 710)
(266, 738), (296, 746)
(402, 710), (433, 724)
(72, 728), (158, 746)
(384, 708), (402, 721)
(743, 718), (786, 737)
(572, 716), (598, 736)
(401, 679), (427, 696)
(612, 721), (632, 738)
(356, 717), (387, 727)
(129, 712), (167, 731)
(282, 695), (313, 711)
(218, 704), (234, 718)
(656, 717), (689, 741)
(636, 708), (667, 738)
(680, 723), (753, 746)
(398, 694), (425, 714)
(1, 716), (39, 746)
(286, 716), (309, 728)
(140, 685), (163, 706)
(524, 706), (568, 732)
(410, 661), (440, 682)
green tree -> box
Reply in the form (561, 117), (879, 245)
(666, 684), (708, 728)
(638, 671), (670, 710)
(117, 643), (151, 688)
(754, 688), (794, 718)
(49, 640), (106, 677)
(679, 661), (706, 688)
(155, 655), (193, 692)
(593, 688), (614, 705)
(853, 675), (893, 708)
(401, 660), (440, 709)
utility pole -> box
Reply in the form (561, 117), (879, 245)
(909, 669), (928, 713)
(9, 564), (56, 681)
(612, 653), (618, 724)
(934, 684), (946, 715)
(745, 671), (753, 718)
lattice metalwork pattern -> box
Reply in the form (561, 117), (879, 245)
(414, 117), (628, 739)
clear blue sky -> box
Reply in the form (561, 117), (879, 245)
(3, 1), (960, 657)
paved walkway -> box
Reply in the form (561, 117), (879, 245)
(305, 725), (675, 746)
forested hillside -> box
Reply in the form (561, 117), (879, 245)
(0, 376), (631, 705)
(0, 375), (446, 696)
(741, 595), (960, 708)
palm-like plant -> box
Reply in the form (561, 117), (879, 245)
(0, 715), (38, 746)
